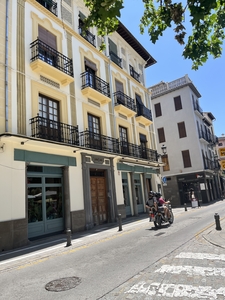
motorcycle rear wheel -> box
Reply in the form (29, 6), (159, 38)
(154, 215), (162, 228)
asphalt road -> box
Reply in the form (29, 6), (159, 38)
(0, 201), (225, 300)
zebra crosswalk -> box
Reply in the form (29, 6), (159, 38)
(125, 252), (225, 299)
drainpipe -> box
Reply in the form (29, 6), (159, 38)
(106, 39), (117, 139)
(5, 0), (9, 132)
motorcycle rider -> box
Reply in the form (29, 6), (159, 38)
(156, 193), (171, 220)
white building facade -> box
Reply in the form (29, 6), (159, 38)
(217, 135), (225, 193)
(0, 0), (163, 250)
(149, 75), (221, 206)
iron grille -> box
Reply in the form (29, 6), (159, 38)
(30, 115), (79, 145)
(113, 91), (136, 112)
(36, 0), (58, 16)
(81, 72), (110, 98)
(30, 39), (73, 77)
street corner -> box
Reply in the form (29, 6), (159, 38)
(202, 218), (225, 249)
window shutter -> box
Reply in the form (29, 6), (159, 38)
(38, 25), (56, 49)
(79, 11), (86, 21)
(178, 122), (187, 138)
(108, 38), (117, 55)
(158, 127), (165, 143)
(84, 58), (97, 71)
(162, 155), (170, 171)
(155, 103), (162, 117)
(115, 80), (123, 93)
(174, 96), (182, 111)
(182, 150), (192, 168)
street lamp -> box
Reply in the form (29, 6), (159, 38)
(157, 144), (167, 160)
(161, 144), (167, 155)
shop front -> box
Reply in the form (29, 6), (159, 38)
(118, 162), (156, 216)
(177, 171), (216, 205)
(27, 165), (64, 238)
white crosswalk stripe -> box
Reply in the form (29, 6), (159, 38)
(125, 282), (225, 298)
(155, 264), (225, 277)
(125, 252), (225, 299)
(176, 252), (225, 261)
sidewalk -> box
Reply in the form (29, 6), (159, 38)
(202, 216), (225, 249)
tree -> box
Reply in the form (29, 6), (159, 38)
(84, 0), (225, 69)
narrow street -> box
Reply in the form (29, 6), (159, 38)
(0, 201), (225, 300)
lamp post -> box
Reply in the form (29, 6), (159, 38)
(157, 144), (167, 160)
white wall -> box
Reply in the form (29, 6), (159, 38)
(0, 141), (26, 221)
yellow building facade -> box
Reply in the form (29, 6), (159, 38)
(0, 0), (162, 251)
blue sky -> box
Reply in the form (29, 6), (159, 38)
(119, 0), (225, 137)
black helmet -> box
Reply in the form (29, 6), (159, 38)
(155, 192), (161, 198)
(149, 191), (154, 197)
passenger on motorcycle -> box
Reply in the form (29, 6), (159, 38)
(156, 193), (171, 220)
(145, 191), (156, 209)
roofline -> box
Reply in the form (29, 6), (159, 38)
(116, 21), (157, 68)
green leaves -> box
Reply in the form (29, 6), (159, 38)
(83, 0), (124, 36)
(83, 0), (225, 69)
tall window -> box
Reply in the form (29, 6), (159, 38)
(162, 155), (170, 171)
(136, 94), (143, 117)
(158, 127), (165, 143)
(182, 150), (192, 168)
(88, 114), (101, 149)
(39, 94), (59, 122)
(38, 25), (57, 66)
(154, 103), (162, 117)
(38, 94), (59, 140)
(174, 96), (182, 111)
(178, 122), (187, 138)
(85, 59), (97, 89)
(119, 126), (129, 155)
(140, 133), (147, 159)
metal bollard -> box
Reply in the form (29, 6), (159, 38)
(184, 203), (187, 211)
(118, 214), (122, 231)
(66, 228), (72, 247)
(214, 213), (222, 231)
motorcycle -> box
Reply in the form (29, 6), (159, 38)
(148, 198), (174, 228)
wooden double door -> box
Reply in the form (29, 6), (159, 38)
(90, 176), (108, 225)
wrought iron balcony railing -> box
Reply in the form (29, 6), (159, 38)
(30, 39), (73, 77)
(109, 51), (122, 68)
(120, 141), (157, 161)
(129, 65), (140, 82)
(30, 115), (79, 145)
(203, 157), (219, 170)
(36, 0), (57, 16)
(193, 99), (203, 116)
(79, 130), (119, 153)
(113, 91), (136, 112)
(79, 27), (96, 47)
(199, 130), (210, 143)
(79, 130), (157, 161)
(208, 134), (218, 145)
(81, 71), (110, 98)
(137, 104), (152, 121)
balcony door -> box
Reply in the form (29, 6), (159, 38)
(85, 59), (97, 89)
(119, 126), (129, 155)
(115, 80), (124, 105)
(136, 93), (143, 116)
(38, 25), (57, 66)
(39, 94), (60, 141)
(88, 114), (101, 149)
(140, 133), (147, 159)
